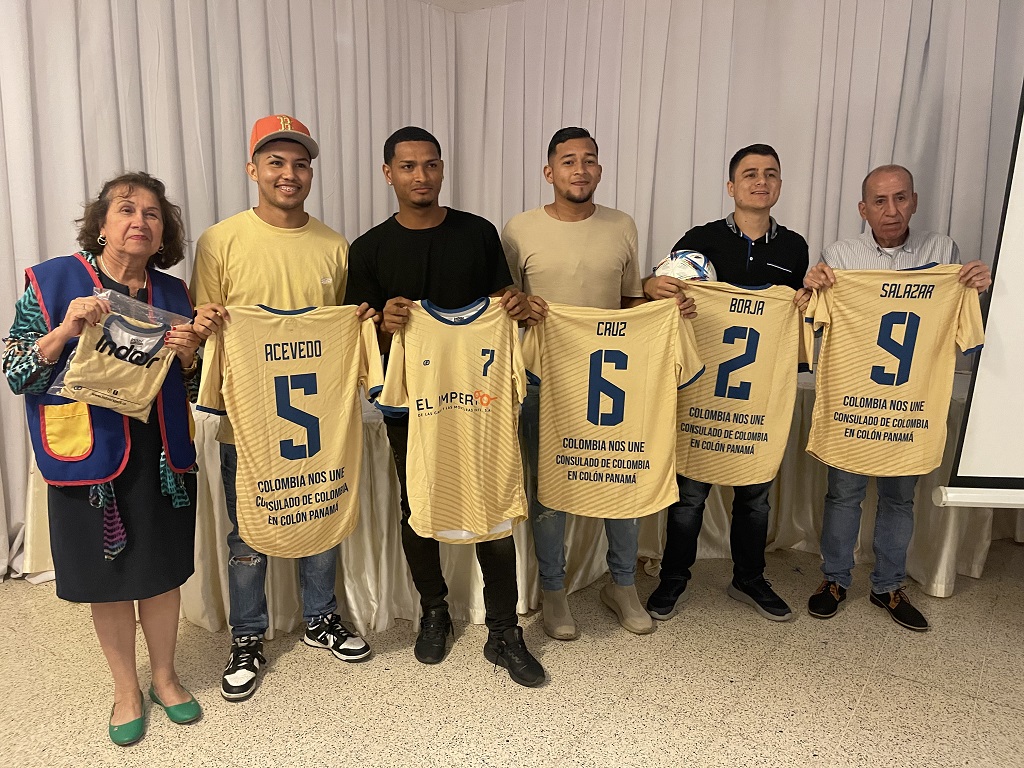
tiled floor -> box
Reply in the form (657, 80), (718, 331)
(3, 542), (1023, 767)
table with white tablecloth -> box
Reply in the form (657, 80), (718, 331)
(20, 374), (1023, 637)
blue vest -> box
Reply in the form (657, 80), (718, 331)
(24, 253), (197, 485)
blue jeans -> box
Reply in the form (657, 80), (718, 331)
(820, 467), (918, 594)
(221, 443), (337, 637)
(660, 475), (772, 587)
(521, 385), (639, 591)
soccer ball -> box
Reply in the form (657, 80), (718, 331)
(654, 250), (717, 282)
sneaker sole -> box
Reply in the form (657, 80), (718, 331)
(646, 589), (692, 621)
(483, 647), (545, 688)
(869, 594), (930, 632)
(542, 623), (580, 641)
(726, 583), (793, 622)
(302, 636), (372, 662)
(221, 683), (258, 702)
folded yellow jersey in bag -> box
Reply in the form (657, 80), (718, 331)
(59, 313), (175, 421)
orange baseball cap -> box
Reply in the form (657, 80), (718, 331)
(248, 114), (319, 160)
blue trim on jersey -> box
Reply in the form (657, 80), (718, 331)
(962, 344), (983, 355)
(725, 282), (773, 291)
(255, 305), (316, 315)
(374, 402), (409, 417)
(677, 365), (705, 390)
(526, 369), (541, 386)
(421, 297), (489, 325)
(804, 316), (814, 324)
(899, 262), (939, 271)
(196, 405), (228, 416)
(367, 384), (384, 400)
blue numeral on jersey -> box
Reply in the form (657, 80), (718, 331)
(481, 348), (495, 376)
(587, 350), (627, 426)
(714, 326), (760, 400)
(871, 311), (920, 386)
(274, 373), (321, 460)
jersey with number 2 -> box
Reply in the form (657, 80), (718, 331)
(197, 305), (383, 557)
(806, 265), (983, 476)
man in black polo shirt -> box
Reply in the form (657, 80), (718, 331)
(643, 143), (809, 622)
(345, 126), (544, 687)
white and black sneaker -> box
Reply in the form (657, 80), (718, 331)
(303, 613), (371, 662)
(222, 635), (266, 702)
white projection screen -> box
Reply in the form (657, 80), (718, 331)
(940, 79), (1024, 507)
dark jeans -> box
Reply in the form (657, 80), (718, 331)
(384, 415), (519, 633)
(660, 475), (772, 587)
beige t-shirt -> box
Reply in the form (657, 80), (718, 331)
(501, 205), (643, 309)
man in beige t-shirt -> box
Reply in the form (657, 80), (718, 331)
(502, 127), (692, 639)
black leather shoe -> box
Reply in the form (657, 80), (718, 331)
(483, 626), (545, 687)
(870, 589), (929, 631)
(414, 607), (453, 664)
(808, 580), (847, 619)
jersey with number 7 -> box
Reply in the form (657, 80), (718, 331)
(806, 264), (984, 477)
(197, 305), (383, 557)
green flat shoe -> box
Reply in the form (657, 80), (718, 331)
(108, 690), (145, 746)
(149, 684), (202, 725)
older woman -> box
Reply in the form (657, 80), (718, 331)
(3, 172), (204, 746)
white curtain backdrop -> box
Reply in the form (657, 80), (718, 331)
(2, 0), (1024, 578)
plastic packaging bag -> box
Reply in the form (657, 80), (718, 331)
(48, 289), (191, 421)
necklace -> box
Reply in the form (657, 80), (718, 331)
(97, 253), (147, 298)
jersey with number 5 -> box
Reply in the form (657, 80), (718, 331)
(806, 264), (983, 476)
(675, 282), (814, 486)
(197, 305), (383, 557)
(523, 300), (704, 518)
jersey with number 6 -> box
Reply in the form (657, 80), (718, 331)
(676, 282), (814, 486)
(806, 264), (984, 476)
(197, 305), (383, 557)
(523, 300), (704, 518)
(377, 298), (527, 543)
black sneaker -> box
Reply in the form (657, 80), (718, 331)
(808, 580), (847, 619)
(483, 626), (545, 687)
(221, 635), (266, 701)
(870, 589), (929, 632)
(414, 607), (453, 664)
(727, 576), (793, 621)
(646, 578), (690, 620)
(303, 613), (371, 661)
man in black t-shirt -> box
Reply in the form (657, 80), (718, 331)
(345, 126), (544, 687)
(643, 143), (810, 625)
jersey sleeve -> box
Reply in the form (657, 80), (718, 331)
(358, 316), (385, 399)
(675, 316), (705, 390)
(808, 286), (831, 334)
(522, 323), (543, 385)
(798, 302), (815, 373)
(510, 320), (527, 405)
(196, 328), (226, 415)
(376, 327), (410, 415)
(956, 284), (985, 354)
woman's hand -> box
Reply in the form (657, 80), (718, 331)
(57, 295), (111, 340)
(165, 324), (202, 368)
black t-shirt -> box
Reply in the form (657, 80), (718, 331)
(344, 208), (513, 310)
(673, 216), (808, 291)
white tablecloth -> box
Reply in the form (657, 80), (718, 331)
(21, 375), (1024, 636)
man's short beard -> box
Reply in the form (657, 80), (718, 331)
(564, 188), (594, 204)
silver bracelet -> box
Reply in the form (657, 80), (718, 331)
(31, 341), (57, 367)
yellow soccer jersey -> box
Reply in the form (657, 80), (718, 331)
(61, 313), (176, 422)
(676, 283), (814, 486)
(377, 298), (527, 544)
(806, 265), (984, 476)
(197, 305), (383, 558)
(523, 300), (704, 518)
